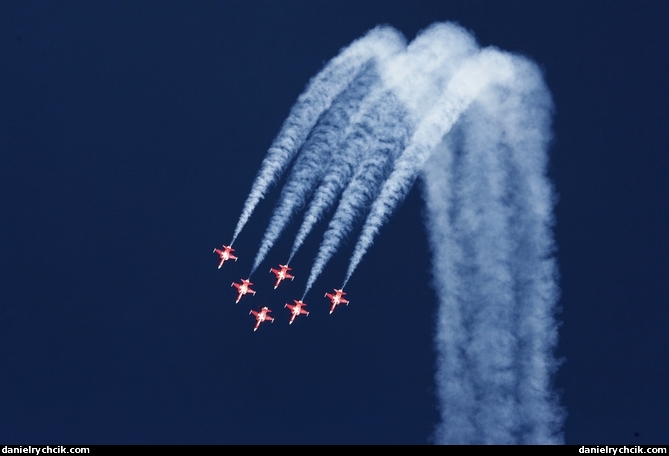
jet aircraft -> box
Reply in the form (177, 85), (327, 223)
(232, 278), (256, 303)
(213, 245), (237, 268)
(269, 264), (294, 289)
(325, 288), (349, 314)
(250, 306), (274, 331)
(285, 299), (309, 324)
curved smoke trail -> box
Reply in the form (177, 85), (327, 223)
(343, 49), (515, 285)
(250, 63), (383, 274)
(287, 88), (389, 262)
(230, 26), (405, 244)
(422, 57), (561, 442)
(294, 24), (478, 280)
(302, 92), (411, 295)
(230, 22), (562, 444)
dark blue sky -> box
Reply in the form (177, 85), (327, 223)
(1, 1), (667, 444)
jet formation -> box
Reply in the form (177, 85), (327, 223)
(214, 247), (349, 330)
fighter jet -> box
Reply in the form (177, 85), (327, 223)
(213, 245), (237, 268)
(232, 278), (256, 303)
(325, 288), (349, 314)
(285, 299), (309, 325)
(250, 306), (274, 331)
(269, 264), (294, 289)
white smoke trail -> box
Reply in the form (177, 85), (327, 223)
(230, 26), (405, 244)
(249, 65), (382, 274)
(290, 23), (476, 265)
(343, 49), (515, 286)
(231, 22), (563, 443)
(422, 57), (562, 443)
(302, 94), (412, 295)
(289, 24), (478, 262)
(472, 59), (562, 443)
(287, 90), (386, 263)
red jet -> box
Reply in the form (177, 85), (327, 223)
(232, 278), (256, 303)
(285, 299), (309, 325)
(250, 306), (274, 331)
(213, 245), (237, 268)
(269, 264), (294, 289)
(325, 289), (349, 314)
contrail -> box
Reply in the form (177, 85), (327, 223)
(250, 64), (382, 274)
(230, 26), (405, 244)
(230, 22), (562, 444)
